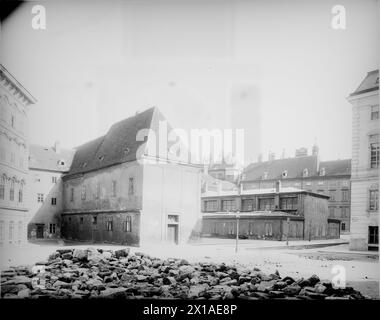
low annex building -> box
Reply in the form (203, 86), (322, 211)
(241, 147), (351, 234)
(61, 107), (202, 246)
(201, 181), (340, 241)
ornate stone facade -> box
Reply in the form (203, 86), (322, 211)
(0, 64), (36, 246)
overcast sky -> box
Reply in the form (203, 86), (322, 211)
(0, 0), (379, 165)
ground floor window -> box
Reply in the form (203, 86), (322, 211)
(9, 221), (14, 242)
(18, 221), (22, 240)
(0, 220), (4, 242)
(49, 223), (56, 234)
(51, 197), (57, 205)
(123, 216), (132, 232)
(368, 226), (379, 245)
(106, 220), (113, 231)
(264, 223), (273, 236)
(341, 222), (346, 231)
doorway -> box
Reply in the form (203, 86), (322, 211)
(167, 224), (178, 244)
(36, 224), (44, 238)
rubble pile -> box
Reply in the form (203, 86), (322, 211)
(0, 248), (371, 299)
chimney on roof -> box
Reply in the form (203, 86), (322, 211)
(295, 147), (308, 157)
(275, 180), (281, 193)
(53, 141), (60, 154)
(268, 151), (275, 161)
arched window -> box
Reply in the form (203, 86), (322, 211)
(303, 168), (308, 177)
(9, 179), (15, 201)
(0, 175), (5, 200)
(18, 183), (23, 203)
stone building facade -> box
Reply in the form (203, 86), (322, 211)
(240, 148), (351, 234)
(347, 70), (379, 251)
(201, 182), (340, 240)
(0, 64), (36, 247)
(61, 107), (202, 246)
(27, 142), (74, 239)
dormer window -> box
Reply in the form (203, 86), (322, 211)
(82, 162), (87, 168)
(282, 170), (288, 178)
(319, 168), (325, 176)
(58, 160), (65, 166)
(98, 156), (104, 161)
(263, 172), (268, 180)
(124, 148), (130, 155)
(303, 168), (309, 177)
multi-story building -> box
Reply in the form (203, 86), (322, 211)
(61, 107), (202, 245)
(0, 64), (36, 246)
(240, 146), (351, 234)
(27, 142), (74, 239)
(347, 69), (379, 251)
(202, 181), (340, 240)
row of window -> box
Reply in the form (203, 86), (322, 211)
(70, 178), (135, 202)
(244, 180), (350, 191)
(36, 193), (57, 206)
(204, 197), (298, 212)
(0, 220), (23, 243)
(0, 178), (23, 203)
(328, 206), (350, 218)
(66, 215), (132, 232)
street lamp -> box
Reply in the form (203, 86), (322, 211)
(235, 211), (240, 253)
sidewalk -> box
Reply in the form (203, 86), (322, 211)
(193, 237), (349, 250)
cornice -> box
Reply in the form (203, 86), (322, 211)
(0, 65), (37, 106)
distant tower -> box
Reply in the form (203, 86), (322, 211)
(229, 85), (261, 166)
(312, 142), (319, 156)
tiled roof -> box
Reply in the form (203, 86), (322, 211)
(29, 145), (75, 172)
(319, 159), (351, 176)
(243, 155), (319, 180)
(65, 107), (177, 177)
(242, 156), (350, 181)
(202, 173), (237, 192)
(350, 69), (379, 96)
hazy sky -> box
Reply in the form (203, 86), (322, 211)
(0, 0), (379, 165)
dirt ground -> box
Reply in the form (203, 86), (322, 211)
(1, 240), (379, 298)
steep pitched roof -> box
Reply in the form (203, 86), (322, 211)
(242, 156), (350, 181)
(350, 69), (379, 96)
(29, 145), (75, 172)
(319, 159), (351, 176)
(65, 107), (185, 178)
(66, 107), (157, 177)
(243, 155), (319, 181)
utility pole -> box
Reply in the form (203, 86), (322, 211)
(235, 211), (240, 253)
(286, 217), (290, 246)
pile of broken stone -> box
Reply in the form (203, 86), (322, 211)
(0, 248), (371, 300)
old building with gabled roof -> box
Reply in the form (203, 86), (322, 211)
(61, 107), (202, 245)
(241, 146), (351, 233)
